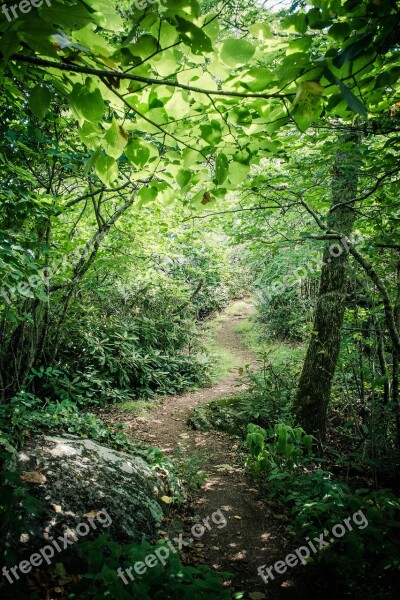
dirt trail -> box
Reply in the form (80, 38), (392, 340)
(108, 301), (302, 598)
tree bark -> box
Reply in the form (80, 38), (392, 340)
(294, 131), (360, 440)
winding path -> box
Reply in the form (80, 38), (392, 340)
(109, 301), (303, 598)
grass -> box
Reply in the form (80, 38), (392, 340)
(201, 298), (255, 382)
(202, 320), (239, 382)
(234, 311), (306, 368)
(118, 398), (158, 417)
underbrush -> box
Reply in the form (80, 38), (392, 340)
(245, 422), (400, 599)
(0, 531), (238, 600)
(0, 394), (228, 600)
(189, 346), (303, 435)
(35, 279), (212, 405)
(189, 321), (400, 599)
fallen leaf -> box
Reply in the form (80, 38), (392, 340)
(215, 464), (235, 472)
(160, 495), (174, 504)
(233, 515), (242, 520)
(51, 503), (62, 513)
(249, 593), (266, 600)
(20, 471), (47, 484)
(83, 510), (99, 519)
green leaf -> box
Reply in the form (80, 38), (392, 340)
(228, 161), (249, 185)
(282, 13), (308, 34)
(333, 33), (374, 69)
(336, 78), (368, 118)
(79, 122), (103, 150)
(248, 23), (273, 40)
(164, 0), (200, 18)
(177, 169), (192, 189)
(84, 148), (102, 176)
(95, 155), (118, 186)
(200, 120), (222, 146)
(291, 80), (324, 131)
(220, 39), (255, 67)
(70, 78), (104, 124)
(40, 2), (94, 30)
(175, 16), (213, 54)
(328, 22), (351, 41)
(137, 186), (158, 209)
(215, 153), (229, 184)
(29, 86), (51, 121)
(125, 138), (151, 168)
(0, 31), (22, 60)
(103, 119), (128, 159)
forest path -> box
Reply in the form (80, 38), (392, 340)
(108, 301), (299, 598)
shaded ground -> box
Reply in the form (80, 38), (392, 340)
(102, 301), (316, 598)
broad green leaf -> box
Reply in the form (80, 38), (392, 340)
(175, 16), (213, 54)
(19, 19), (58, 57)
(136, 186), (158, 209)
(333, 33), (374, 69)
(328, 22), (351, 41)
(70, 78), (104, 124)
(291, 80), (324, 131)
(164, 0), (200, 18)
(29, 86), (51, 121)
(177, 169), (192, 189)
(248, 23), (273, 40)
(240, 68), (275, 93)
(125, 138), (151, 168)
(40, 2), (93, 29)
(228, 161), (250, 185)
(336, 78), (368, 118)
(282, 13), (307, 34)
(0, 31), (22, 60)
(200, 120), (222, 146)
(220, 39), (255, 67)
(82, 0), (124, 30)
(95, 155), (118, 186)
(79, 122), (103, 150)
(215, 153), (229, 184)
(84, 148), (102, 176)
(103, 119), (128, 159)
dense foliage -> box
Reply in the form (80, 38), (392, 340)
(1, 0), (400, 598)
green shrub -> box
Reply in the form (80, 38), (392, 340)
(244, 422), (400, 599)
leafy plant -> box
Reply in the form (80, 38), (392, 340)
(245, 422), (313, 475)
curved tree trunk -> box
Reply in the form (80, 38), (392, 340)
(294, 131), (360, 440)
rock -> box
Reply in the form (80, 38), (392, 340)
(13, 435), (164, 553)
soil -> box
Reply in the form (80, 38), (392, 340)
(102, 302), (321, 599)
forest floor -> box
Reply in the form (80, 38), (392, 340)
(102, 301), (308, 599)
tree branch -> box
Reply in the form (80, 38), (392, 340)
(12, 54), (292, 101)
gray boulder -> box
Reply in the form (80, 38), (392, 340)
(14, 434), (164, 551)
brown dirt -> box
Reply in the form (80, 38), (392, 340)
(101, 302), (312, 599)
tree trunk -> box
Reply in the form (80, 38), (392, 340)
(393, 257), (400, 448)
(294, 131), (360, 440)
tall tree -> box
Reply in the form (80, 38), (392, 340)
(294, 130), (361, 440)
